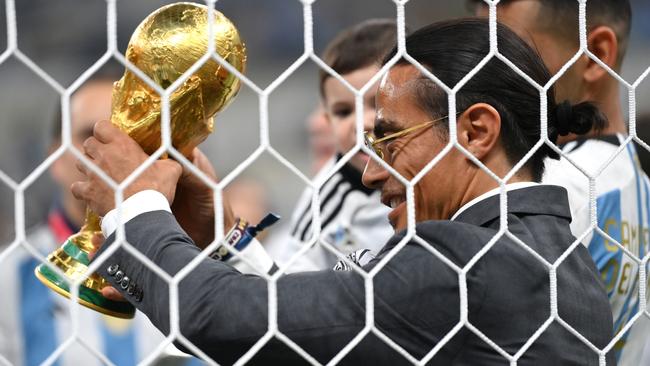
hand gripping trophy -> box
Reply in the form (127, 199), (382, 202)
(34, 2), (246, 319)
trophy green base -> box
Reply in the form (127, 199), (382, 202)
(35, 261), (135, 319)
(34, 209), (135, 319)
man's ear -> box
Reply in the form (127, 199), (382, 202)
(584, 26), (619, 83)
(457, 103), (501, 161)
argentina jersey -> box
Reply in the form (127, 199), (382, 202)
(0, 215), (187, 366)
(544, 134), (650, 365)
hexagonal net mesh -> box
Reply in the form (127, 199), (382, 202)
(1, 0), (649, 365)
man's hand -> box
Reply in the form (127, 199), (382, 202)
(71, 120), (182, 216)
(171, 148), (235, 249)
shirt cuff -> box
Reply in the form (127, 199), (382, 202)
(100, 190), (171, 238)
(227, 239), (276, 275)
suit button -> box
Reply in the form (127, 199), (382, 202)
(134, 287), (143, 302)
(120, 277), (130, 290)
(114, 271), (124, 283)
(107, 264), (119, 276)
(127, 283), (136, 295)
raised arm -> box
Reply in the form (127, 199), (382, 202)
(94, 209), (368, 363)
(72, 120), (467, 364)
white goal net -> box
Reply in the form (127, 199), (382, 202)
(0, 0), (649, 365)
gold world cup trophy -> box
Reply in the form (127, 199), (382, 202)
(34, 2), (246, 319)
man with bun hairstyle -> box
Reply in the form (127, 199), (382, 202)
(73, 19), (614, 364)
(468, 0), (648, 362)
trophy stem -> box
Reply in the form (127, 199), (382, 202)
(34, 206), (135, 319)
(71, 207), (102, 253)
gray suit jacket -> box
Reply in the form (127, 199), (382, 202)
(96, 185), (614, 365)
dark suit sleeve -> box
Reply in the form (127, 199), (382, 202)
(94, 211), (475, 364)
(95, 211), (370, 362)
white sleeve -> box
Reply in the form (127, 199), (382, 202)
(226, 239), (276, 275)
(100, 190), (171, 238)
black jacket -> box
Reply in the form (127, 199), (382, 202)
(96, 185), (614, 365)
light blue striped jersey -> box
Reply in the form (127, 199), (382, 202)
(544, 134), (650, 365)
(0, 219), (185, 365)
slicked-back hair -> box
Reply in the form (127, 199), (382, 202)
(319, 19), (399, 99)
(466, 0), (632, 67)
(383, 18), (605, 182)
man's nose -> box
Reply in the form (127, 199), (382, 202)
(362, 155), (389, 190)
(363, 108), (376, 132)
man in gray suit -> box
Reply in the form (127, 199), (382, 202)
(72, 20), (614, 365)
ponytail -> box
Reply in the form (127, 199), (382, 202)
(547, 100), (608, 159)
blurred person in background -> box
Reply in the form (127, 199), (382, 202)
(0, 71), (170, 366)
(307, 103), (336, 175)
(272, 19), (398, 271)
(225, 178), (272, 241)
(264, 104), (335, 261)
(469, 0), (648, 363)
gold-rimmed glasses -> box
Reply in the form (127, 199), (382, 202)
(364, 114), (451, 160)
